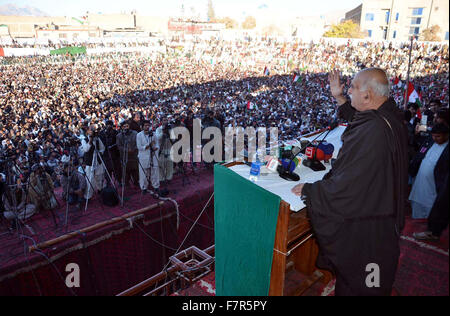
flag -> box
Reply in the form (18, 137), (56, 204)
(71, 17), (84, 25)
(263, 66), (270, 76)
(393, 76), (402, 88)
(292, 73), (301, 83)
(113, 116), (118, 129)
(407, 82), (421, 106)
(247, 101), (254, 110)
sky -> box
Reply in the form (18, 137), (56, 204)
(1, 0), (363, 19)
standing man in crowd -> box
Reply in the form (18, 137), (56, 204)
(116, 121), (139, 188)
(410, 123), (449, 240)
(292, 68), (409, 296)
(99, 120), (122, 184)
(156, 118), (174, 183)
(136, 120), (160, 198)
(81, 125), (106, 200)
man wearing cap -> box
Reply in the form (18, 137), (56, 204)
(116, 120), (139, 187)
(81, 125), (106, 200)
(156, 118), (174, 182)
(99, 120), (122, 183)
(136, 120), (160, 197)
(27, 164), (57, 212)
(60, 161), (87, 209)
(410, 123), (449, 240)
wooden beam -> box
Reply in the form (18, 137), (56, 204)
(29, 201), (165, 253)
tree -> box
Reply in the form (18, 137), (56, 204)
(207, 0), (215, 22)
(242, 16), (256, 30)
(323, 20), (364, 38)
(420, 25), (441, 42)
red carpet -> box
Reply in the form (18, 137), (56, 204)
(1, 165), (448, 296)
(176, 216), (449, 296)
(0, 165), (215, 295)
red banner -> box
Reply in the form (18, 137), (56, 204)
(0, 47), (4, 57)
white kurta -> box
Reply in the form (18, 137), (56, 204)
(81, 137), (106, 200)
(136, 131), (160, 190)
(409, 141), (448, 218)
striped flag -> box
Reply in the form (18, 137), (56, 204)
(292, 73), (301, 83)
(407, 82), (422, 107)
(263, 66), (270, 76)
(393, 76), (402, 88)
(247, 101), (254, 110)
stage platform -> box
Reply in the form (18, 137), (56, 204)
(0, 166), (215, 296)
(171, 214), (449, 296)
(0, 164), (448, 296)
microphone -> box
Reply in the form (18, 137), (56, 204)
(276, 146), (301, 181)
(276, 122), (339, 180)
(328, 120), (339, 131)
(302, 127), (335, 172)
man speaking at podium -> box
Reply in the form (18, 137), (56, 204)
(292, 68), (408, 296)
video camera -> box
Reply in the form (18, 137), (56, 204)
(63, 137), (80, 150)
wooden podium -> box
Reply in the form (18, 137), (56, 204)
(268, 200), (333, 295)
(226, 162), (333, 296)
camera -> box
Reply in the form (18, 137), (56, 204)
(63, 137), (80, 149)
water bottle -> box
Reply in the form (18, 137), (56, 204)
(249, 149), (262, 182)
(249, 161), (261, 182)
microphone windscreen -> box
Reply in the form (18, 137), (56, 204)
(281, 158), (298, 172)
(306, 147), (326, 160)
(317, 142), (334, 156)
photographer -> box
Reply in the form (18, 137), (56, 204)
(60, 161), (87, 210)
(136, 120), (160, 197)
(81, 125), (106, 200)
(156, 118), (174, 182)
(99, 120), (122, 183)
(116, 121), (139, 187)
(27, 164), (57, 213)
(2, 180), (36, 227)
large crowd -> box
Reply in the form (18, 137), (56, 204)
(0, 37), (448, 227)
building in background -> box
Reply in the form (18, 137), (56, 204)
(345, 0), (449, 41)
(0, 12), (169, 40)
(35, 24), (102, 40)
(0, 15), (67, 38)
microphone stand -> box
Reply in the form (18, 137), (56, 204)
(120, 132), (129, 208)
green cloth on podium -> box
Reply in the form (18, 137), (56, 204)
(214, 164), (280, 296)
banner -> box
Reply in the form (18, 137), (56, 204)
(0, 47), (4, 57)
(50, 46), (87, 56)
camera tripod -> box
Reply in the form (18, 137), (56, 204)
(83, 136), (121, 213)
(1, 158), (58, 235)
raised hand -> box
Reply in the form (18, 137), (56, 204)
(328, 70), (347, 105)
(328, 69), (344, 98)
